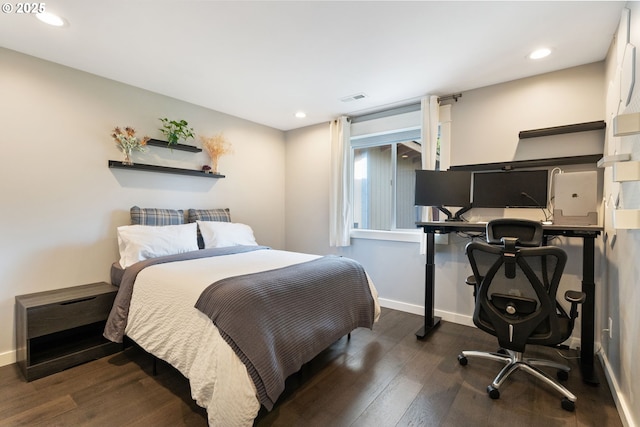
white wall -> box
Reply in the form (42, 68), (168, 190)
(285, 124), (332, 254)
(0, 48), (286, 365)
(601, 5), (640, 427)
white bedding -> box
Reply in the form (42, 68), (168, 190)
(124, 249), (380, 426)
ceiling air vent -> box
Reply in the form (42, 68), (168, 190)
(340, 93), (368, 102)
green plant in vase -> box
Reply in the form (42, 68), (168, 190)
(158, 118), (195, 147)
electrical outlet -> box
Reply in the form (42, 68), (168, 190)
(608, 317), (613, 339)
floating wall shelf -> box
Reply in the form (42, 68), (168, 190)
(108, 160), (224, 178)
(518, 120), (606, 139)
(613, 112), (640, 136)
(613, 209), (640, 229)
(449, 154), (601, 172)
(146, 138), (202, 152)
(597, 153), (631, 168)
(613, 161), (640, 182)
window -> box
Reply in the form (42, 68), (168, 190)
(347, 102), (450, 235)
(351, 129), (423, 231)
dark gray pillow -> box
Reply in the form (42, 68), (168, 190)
(187, 208), (231, 223)
(130, 206), (185, 225)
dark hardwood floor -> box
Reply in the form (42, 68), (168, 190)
(0, 309), (622, 426)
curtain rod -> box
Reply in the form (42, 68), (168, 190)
(350, 93), (462, 123)
(438, 93), (462, 103)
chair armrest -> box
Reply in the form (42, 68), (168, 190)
(564, 290), (586, 304)
(465, 275), (480, 299)
(564, 290), (586, 320)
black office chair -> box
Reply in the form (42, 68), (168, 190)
(458, 219), (585, 411)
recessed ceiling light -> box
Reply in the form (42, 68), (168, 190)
(35, 12), (67, 27)
(295, 111), (306, 119)
(529, 48), (551, 60)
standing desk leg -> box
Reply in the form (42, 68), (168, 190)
(416, 231), (441, 339)
(581, 236), (599, 385)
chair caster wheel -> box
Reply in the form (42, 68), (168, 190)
(557, 370), (569, 381)
(458, 355), (468, 366)
(487, 385), (500, 399)
(561, 397), (575, 412)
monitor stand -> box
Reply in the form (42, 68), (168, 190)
(437, 206), (471, 221)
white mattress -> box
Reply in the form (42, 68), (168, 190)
(124, 249), (380, 426)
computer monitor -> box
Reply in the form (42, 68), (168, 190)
(415, 170), (472, 220)
(472, 170), (548, 208)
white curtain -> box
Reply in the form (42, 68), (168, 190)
(329, 116), (352, 247)
(420, 95), (440, 222)
(419, 95), (440, 253)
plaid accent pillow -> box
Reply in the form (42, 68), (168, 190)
(130, 206), (185, 226)
(187, 208), (231, 223)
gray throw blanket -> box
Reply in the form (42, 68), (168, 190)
(194, 255), (375, 410)
(103, 245), (270, 343)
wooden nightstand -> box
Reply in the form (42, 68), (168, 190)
(15, 282), (121, 381)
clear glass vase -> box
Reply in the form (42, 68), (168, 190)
(211, 157), (219, 174)
(122, 147), (133, 165)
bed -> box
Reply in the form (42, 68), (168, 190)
(103, 207), (380, 426)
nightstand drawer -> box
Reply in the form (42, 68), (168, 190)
(27, 292), (116, 338)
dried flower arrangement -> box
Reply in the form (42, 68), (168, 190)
(111, 126), (149, 165)
(201, 133), (233, 174)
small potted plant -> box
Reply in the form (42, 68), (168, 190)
(159, 118), (195, 147)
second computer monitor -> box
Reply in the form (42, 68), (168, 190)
(472, 170), (548, 208)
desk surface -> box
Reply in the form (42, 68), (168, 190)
(416, 221), (602, 237)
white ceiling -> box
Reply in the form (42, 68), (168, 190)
(0, 1), (626, 131)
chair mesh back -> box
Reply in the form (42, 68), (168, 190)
(471, 249), (560, 304)
(466, 241), (567, 352)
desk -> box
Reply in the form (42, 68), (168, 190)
(416, 221), (602, 384)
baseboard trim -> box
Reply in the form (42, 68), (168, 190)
(378, 298), (424, 315)
(0, 349), (16, 367)
(599, 349), (637, 427)
(435, 308), (474, 328)
(377, 298), (475, 327)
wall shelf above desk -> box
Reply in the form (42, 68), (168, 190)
(108, 160), (225, 178)
(518, 120), (606, 139)
(449, 154), (602, 172)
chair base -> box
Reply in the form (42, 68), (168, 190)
(458, 348), (576, 411)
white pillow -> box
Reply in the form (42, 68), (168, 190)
(117, 223), (198, 268)
(197, 220), (258, 248)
